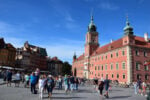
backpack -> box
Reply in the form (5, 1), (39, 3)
(47, 79), (54, 88)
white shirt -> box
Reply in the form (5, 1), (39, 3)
(39, 79), (45, 87)
(16, 73), (21, 80)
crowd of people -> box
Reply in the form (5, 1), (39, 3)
(0, 68), (150, 99)
(0, 68), (81, 99)
(133, 78), (148, 97)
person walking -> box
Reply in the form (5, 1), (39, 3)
(142, 82), (147, 97)
(98, 79), (104, 97)
(38, 75), (45, 99)
(64, 75), (70, 94)
(137, 78), (142, 95)
(47, 75), (55, 98)
(58, 75), (63, 90)
(133, 81), (138, 94)
(30, 72), (37, 94)
(104, 76), (110, 98)
(43, 74), (48, 93)
(6, 70), (12, 87)
(24, 73), (30, 88)
(14, 71), (21, 87)
(70, 76), (75, 92)
(74, 77), (79, 90)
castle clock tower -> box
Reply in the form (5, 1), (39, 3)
(85, 16), (99, 57)
(84, 15), (99, 79)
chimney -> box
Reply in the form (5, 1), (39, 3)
(110, 39), (113, 43)
(144, 32), (149, 42)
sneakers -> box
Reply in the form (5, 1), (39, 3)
(104, 94), (109, 98)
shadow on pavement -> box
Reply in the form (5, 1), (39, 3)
(111, 89), (123, 92)
(77, 89), (94, 93)
(42, 96), (86, 99)
(53, 92), (66, 95)
(51, 96), (86, 99)
(110, 95), (131, 99)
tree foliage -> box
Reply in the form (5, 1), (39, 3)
(62, 61), (72, 76)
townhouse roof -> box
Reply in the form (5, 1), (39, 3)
(76, 54), (84, 61)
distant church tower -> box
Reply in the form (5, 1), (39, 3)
(85, 15), (99, 57)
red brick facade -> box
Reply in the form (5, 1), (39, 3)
(0, 38), (16, 67)
(72, 17), (150, 84)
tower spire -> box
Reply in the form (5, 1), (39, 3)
(73, 52), (76, 60)
(90, 8), (94, 24)
(123, 15), (134, 36)
(88, 10), (96, 32)
(126, 14), (130, 26)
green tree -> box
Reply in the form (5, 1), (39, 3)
(62, 62), (72, 76)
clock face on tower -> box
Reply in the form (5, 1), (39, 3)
(92, 36), (96, 43)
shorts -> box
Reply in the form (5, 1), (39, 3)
(14, 80), (20, 83)
(105, 86), (109, 91)
(7, 78), (11, 82)
(47, 86), (53, 93)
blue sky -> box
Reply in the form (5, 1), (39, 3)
(0, 0), (150, 64)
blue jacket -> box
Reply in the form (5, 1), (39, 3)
(30, 75), (37, 84)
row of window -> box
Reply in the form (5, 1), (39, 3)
(135, 50), (148, 57)
(93, 62), (126, 71)
(91, 50), (125, 62)
(136, 62), (149, 71)
(137, 74), (149, 80)
(74, 50), (148, 65)
(90, 73), (149, 80)
(90, 73), (126, 79)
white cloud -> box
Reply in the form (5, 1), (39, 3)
(42, 38), (84, 64)
(98, 2), (119, 10)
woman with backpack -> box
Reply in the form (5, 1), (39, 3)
(47, 75), (54, 98)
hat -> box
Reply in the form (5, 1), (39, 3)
(48, 75), (52, 77)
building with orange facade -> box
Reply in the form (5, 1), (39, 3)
(72, 16), (150, 84)
(0, 38), (16, 67)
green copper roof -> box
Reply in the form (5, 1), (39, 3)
(88, 15), (97, 32)
(123, 16), (134, 35)
(123, 17), (133, 30)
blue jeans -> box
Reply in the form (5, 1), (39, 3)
(75, 83), (78, 90)
(70, 84), (74, 91)
(58, 82), (62, 89)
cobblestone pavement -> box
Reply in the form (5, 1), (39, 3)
(0, 83), (147, 100)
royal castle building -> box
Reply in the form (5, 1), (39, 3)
(72, 16), (150, 84)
